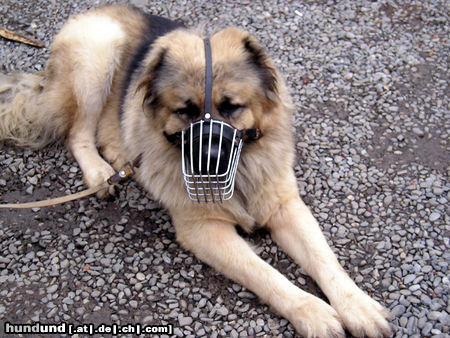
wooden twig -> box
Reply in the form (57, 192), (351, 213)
(0, 26), (44, 48)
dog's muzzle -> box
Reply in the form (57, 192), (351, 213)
(181, 117), (242, 203)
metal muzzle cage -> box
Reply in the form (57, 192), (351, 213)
(181, 118), (242, 203)
(175, 38), (260, 203)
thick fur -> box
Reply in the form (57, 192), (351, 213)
(0, 72), (69, 148)
(0, 5), (391, 337)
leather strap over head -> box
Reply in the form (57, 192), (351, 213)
(203, 38), (213, 119)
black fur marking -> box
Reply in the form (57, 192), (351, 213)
(243, 37), (278, 95)
(218, 97), (244, 118)
(163, 130), (182, 147)
(174, 100), (201, 120)
(140, 48), (168, 106)
(120, 9), (185, 117)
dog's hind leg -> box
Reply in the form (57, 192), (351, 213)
(96, 98), (128, 172)
(64, 52), (119, 197)
(68, 105), (116, 197)
(267, 193), (392, 337)
(64, 48), (118, 197)
(52, 13), (126, 197)
(173, 217), (345, 337)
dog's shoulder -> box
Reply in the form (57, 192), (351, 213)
(93, 4), (185, 40)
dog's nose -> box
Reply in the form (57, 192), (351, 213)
(190, 136), (230, 175)
(184, 119), (237, 177)
(199, 141), (228, 175)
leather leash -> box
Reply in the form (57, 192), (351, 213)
(0, 156), (141, 209)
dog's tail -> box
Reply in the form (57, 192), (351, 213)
(0, 72), (69, 148)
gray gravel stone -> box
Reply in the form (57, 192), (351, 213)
(422, 322), (433, 335)
(104, 243), (114, 254)
(47, 285), (58, 294)
(391, 304), (406, 317)
(412, 128), (425, 137)
(404, 274), (416, 284)
(178, 316), (193, 327)
(217, 306), (229, 317)
(429, 212), (441, 222)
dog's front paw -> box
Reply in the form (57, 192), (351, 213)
(334, 288), (391, 337)
(287, 294), (345, 338)
(83, 161), (116, 198)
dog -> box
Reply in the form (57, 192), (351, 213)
(0, 5), (391, 337)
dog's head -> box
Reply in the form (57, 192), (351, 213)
(129, 27), (291, 202)
(136, 27), (285, 138)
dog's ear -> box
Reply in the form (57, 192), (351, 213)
(136, 47), (168, 109)
(213, 27), (280, 104)
(241, 34), (279, 103)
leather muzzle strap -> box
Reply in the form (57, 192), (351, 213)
(203, 38), (213, 118)
(240, 128), (262, 143)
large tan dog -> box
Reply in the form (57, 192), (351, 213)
(0, 5), (391, 337)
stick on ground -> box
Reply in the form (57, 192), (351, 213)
(0, 26), (44, 47)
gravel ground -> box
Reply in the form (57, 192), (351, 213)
(0, 0), (448, 337)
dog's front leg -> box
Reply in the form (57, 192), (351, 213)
(172, 217), (345, 337)
(267, 195), (391, 337)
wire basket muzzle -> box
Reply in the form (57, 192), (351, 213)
(181, 119), (242, 203)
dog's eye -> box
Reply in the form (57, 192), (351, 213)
(174, 101), (200, 119)
(218, 98), (244, 118)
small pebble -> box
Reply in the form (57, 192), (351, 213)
(429, 212), (440, 222)
(178, 316), (193, 327)
(47, 285), (58, 294)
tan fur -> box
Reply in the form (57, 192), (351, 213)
(0, 5), (391, 337)
(0, 72), (69, 148)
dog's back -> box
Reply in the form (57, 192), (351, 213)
(0, 5), (182, 150)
